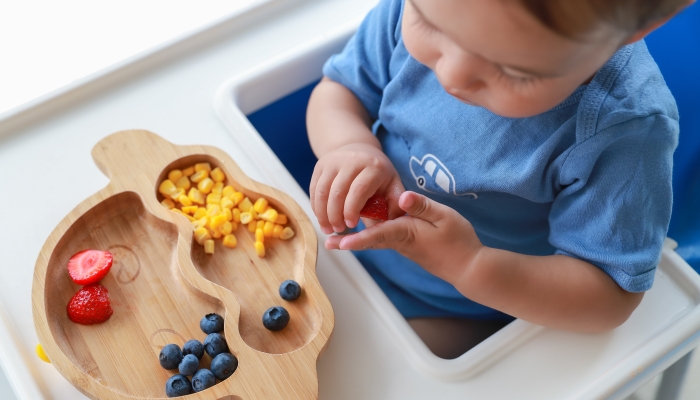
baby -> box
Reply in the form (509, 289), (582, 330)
(307, 0), (690, 357)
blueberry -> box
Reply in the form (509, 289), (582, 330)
(210, 352), (238, 380)
(203, 332), (229, 357)
(200, 313), (224, 334)
(191, 368), (216, 393)
(178, 354), (199, 376)
(262, 306), (290, 331)
(165, 374), (192, 397)
(279, 280), (301, 301)
(182, 339), (204, 359)
(159, 344), (183, 370)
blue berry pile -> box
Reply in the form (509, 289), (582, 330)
(159, 313), (238, 397)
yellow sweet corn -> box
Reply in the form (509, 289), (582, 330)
(190, 170), (208, 183)
(182, 166), (195, 177)
(198, 178), (215, 194)
(223, 208), (233, 221)
(175, 176), (191, 190)
(211, 229), (222, 239)
(210, 215), (227, 231)
(250, 208), (258, 220)
(195, 162), (212, 172)
(223, 234), (237, 248)
(255, 228), (265, 243)
(206, 205), (221, 217)
(212, 183), (224, 195)
(36, 344), (50, 363)
(280, 227), (295, 240)
(220, 197), (234, 210)
(276, 214), (288, 225)
(182, 206), (198, 215)
(238, 197), (253, 212)
(254, 241), (265, 257)
(194, 227), (211, 244)
(232, 208), (241, 223)
(193, 207), (207, 220)
(272, 224), (284, 238)
(193, 217), (208, 230)
(168, 169), (183, 181)
(161, 198), (175, 209)
(170, 188), (185, 201)
(248, 221), (257, 232)
(188, 188), (205, 205)
(185, 214), (196, 222)
(178, 194), (193, 207)
(204, 240), (215, 254)
(259, 208), (278, 223)
(263, 221), (274, 238)
(210, 167), (226, 182)
(230, 221), (239, 231)
(158, 179), (178, 197)
(256, 220), (265, 231)
(221, 221), (233, 235)
(230, 191), (245, 205)
(240, 212), (253, 225)
(206, 193), (222, 205)
(253, 197), (269, 213)
(222, 186), (235, 198)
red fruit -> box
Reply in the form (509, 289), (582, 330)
(67, 284), (113, 325)
(67, 249), (113, 285)
(360, 195), (389, 221)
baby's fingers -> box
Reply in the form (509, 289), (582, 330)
(327, 170), (357, 233)
(312, 170), (336, 235)
(344, 169), (383, 229)
(337, 218), (414, 251)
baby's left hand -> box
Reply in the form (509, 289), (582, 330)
(325, 191), (484, 284)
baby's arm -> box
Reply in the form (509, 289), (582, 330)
(307, 77), (405, 235)
(330, 191), (644, 332)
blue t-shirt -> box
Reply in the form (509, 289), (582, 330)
(323, 0), (679, 318)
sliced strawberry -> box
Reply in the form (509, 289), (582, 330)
(360, 195), (389, 221)
(67, 249), (113, 285)
(66, 284), (113, 325)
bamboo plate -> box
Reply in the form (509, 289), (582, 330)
(32, 130), (334, 399)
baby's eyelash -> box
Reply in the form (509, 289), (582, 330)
(495, 68), (539, 88)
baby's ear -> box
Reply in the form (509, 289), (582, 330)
(623, 1), (694, 45)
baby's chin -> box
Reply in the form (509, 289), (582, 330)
(447, 90), (557, 119)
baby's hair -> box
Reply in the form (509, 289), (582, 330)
(515, 0), (690, 38)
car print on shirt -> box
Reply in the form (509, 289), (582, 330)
(409, 154), (478, 199)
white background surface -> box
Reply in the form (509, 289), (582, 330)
(0, 1), (699, 399)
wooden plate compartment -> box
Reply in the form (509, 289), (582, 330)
(33, 130), (334, 400)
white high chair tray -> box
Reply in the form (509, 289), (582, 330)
(0, 0), (698, 399)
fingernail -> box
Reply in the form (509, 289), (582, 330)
(321, 226), (333, 234)
(345, 219), (355, 228)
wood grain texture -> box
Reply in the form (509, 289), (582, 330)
(32, 130), (334, 400)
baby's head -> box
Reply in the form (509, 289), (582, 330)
(403, 0), (692, 117)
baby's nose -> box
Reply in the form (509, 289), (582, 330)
(435, 50), (486, 93)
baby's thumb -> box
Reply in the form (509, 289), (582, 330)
(398, 191), (444, 223)
(385, 178), (406, 220)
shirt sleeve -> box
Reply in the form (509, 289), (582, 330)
(549, 114), (679, 292)
(322, 0), (404, 120)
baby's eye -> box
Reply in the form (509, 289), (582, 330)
(495, 67), (540, 88)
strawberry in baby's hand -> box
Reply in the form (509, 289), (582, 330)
(360, 195), (389, 221)
(68, 249), (113, 285)
(67, 284), (113, 325)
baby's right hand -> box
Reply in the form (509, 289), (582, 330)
(310, 143), (405, 234)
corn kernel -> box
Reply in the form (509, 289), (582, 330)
(204, 240), (215, 254)
(198, 178), (215, 194)
(259, 208), (278, 223)
(182, 206), (197, 214)
(195, 162), (212, 172)
(263, 221), (275, 237)
(254, 241), (265, 257)
(230, 192), (245, 205)
(206, 205), (221, 217)
(281, 227), (295, 240)
(222, 186), (235, 198)
(253, 198), (269, 213)
(182, 166), (195, 177)
(240, 212), (253, 225)
(238, 197), (253, 212)
(190, 170), (208, 183)
(255, 228), (265, 243)
(210, 167), (226, 182)
(206, 193), (222, 205)
(220, 197), (234, 210)
(193, 207), (207, 220)
(170, 188), (185, 200)
(210, 215), (227, 231)
(256, 220), (265, 231)
(230, 221), (239, 231)
(221, 221), (233, 235)
(211, 229), (222, 239)
(185, 214), (196, 222)
(168, 169), (183, 181)
(178, 194), (193, 207)
(175, 176), (191, 191)
(248, 221), (257, 232)
(212, 182), (224, 194)
(250, 208), (258, 220)
(194, 227), (211, 244)
(232, 208), (241, 223)
(193, 217), (208, 230)
(223, 208), (233, 221)
(272, 224), (284, 238)
(161, 198), (175, 209)
(188, 188), (205, 205)
(276, 214), (288, 225)
(159, 179), (178, 196)
(223, 234), (237, 248)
